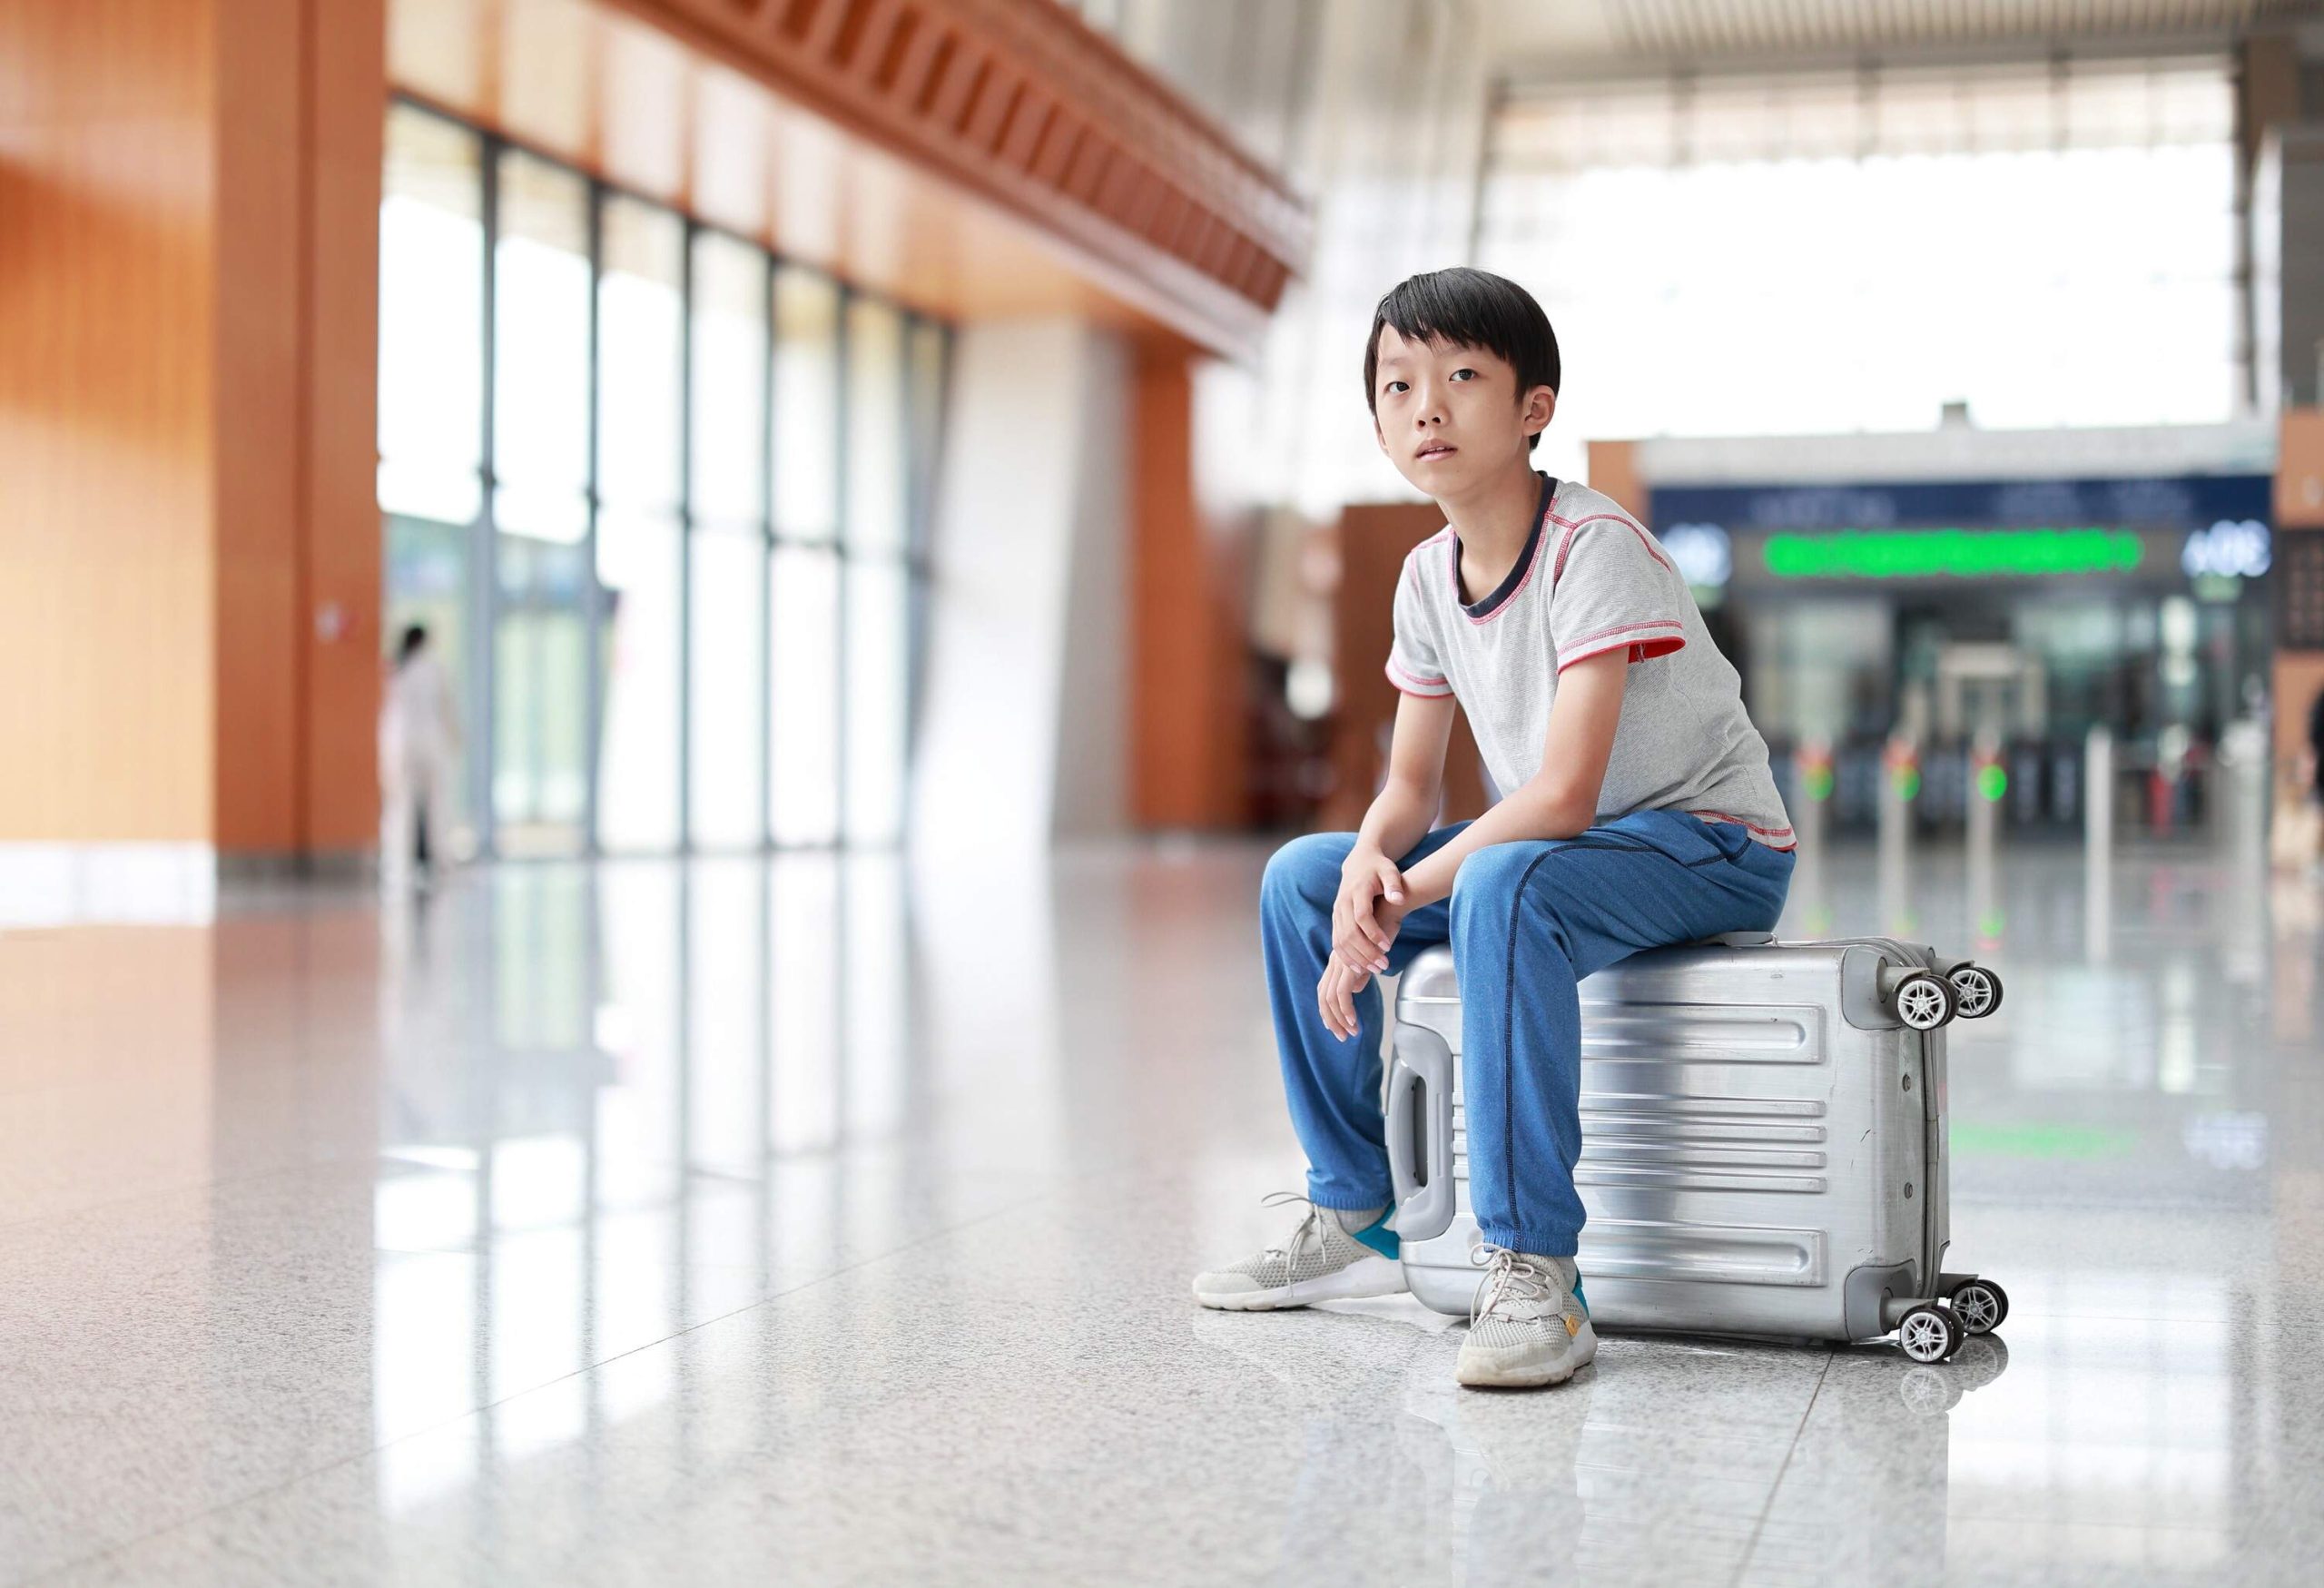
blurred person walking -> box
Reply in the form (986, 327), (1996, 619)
(379, 624), (462, 890)
(2310, 686), (2324, 805)
(2277, 685), (2324, 875)
(2303, 686), (2324, 876)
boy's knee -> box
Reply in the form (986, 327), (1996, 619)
(1449, 842), (1538, 917)
(1262, 832), (1354, 908)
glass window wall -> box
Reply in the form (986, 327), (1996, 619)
(378, 101), (946, 858)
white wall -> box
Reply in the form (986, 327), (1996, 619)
(909, 320), (1130, 857)
(1053, 331), (1131, 838)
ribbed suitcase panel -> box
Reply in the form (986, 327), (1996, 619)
(1392, 939), (1942, 1339)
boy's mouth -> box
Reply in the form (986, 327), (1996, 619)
(1415, 442), (1458, 462)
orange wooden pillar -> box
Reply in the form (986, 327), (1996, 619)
(1586, 439), (1649, 526)
(1325, 502), (1489, 833)
(0, 0), (384, 865)
(1130, 340), (1251, 830)
(2274, 409), (2324, 814)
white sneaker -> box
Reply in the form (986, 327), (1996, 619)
(1454, 1248), (1597, 1388)
(1190, 1193), (1407, 1311)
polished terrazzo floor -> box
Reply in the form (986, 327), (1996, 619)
(2, 832), (2319, 1586)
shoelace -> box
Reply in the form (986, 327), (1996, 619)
(1470, 1245), (1561, 1327)
(1256, 1191), (1335, 1267)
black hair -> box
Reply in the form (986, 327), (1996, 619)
(1364, 268), (1560, 453)
(399, 624), (428, 666)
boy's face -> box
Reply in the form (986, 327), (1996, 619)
(1371, 324), (1555, 497)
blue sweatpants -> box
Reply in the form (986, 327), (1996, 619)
(1260, 810), (1795, 1257)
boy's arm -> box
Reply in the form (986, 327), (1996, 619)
(1393, 649), (1627, 909)
(1348, 691), (1458, 873)
(1326, 692), (1455, 990)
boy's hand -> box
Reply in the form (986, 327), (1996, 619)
(1318, 957), (1374, 1042)
(1333, 851), (1406, 977)
(1320, 874), (1410, 1041)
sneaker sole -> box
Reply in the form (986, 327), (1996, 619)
(1455, 1319), (1599, 1388)
(1191, 1254), (1408, 1312)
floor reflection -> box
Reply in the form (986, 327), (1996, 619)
(369, 853), (925, 1464)
(1200, 1309), (2016, 1587)
(349, 833), (2324, 1581)
(6, 830), (2324, 1586)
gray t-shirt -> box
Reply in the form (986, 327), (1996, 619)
(1384, 472), (1794, 850)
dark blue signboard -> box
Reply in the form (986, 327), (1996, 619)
(1651, 474), (2272, 532)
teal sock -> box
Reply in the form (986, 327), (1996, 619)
(1334, 1205), (1399, 1259)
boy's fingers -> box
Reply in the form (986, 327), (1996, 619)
(1318, 961), (1364, 1038)
(1376, 861), (1406, 904)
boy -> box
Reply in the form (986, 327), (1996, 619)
(1190, 268), (1796, 1390)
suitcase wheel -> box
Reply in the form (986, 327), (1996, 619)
(1891, 972), (1957, 1031)
(1947, 1277), (2009, 1334)
(1946, 963), (2004, 1019)
(1897, 1304), (1961, 1363)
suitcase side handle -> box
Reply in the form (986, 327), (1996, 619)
(1387, 1022), (1457, 1243)
(1701, 930), (1777, 947)
(1386, 1059), (1423, 1200)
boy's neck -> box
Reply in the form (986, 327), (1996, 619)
(1437, 459), (1547, 563)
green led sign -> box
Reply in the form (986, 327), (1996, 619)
(1763, 528), (2142, 580)
(1951, 1121), (2138, 1160)
(1976, 764), (2008, 803)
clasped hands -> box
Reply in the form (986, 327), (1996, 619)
(1318, 844), (1411, 1042)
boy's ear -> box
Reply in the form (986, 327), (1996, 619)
(1524, 384), (1558, 440)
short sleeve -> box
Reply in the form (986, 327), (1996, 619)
(1384, 550), (1454, 697)
(1549, 517), (1688, 672)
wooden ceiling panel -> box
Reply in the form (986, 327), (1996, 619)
(692, 66), (770, 237)
(389, 0), (1298, 350)
(498, 0), (596, 154)
(766, 98), (846, 262)
(593, 9), (690, 199)
(389, 0), (491, 111)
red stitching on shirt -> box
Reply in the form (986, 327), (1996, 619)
(1549, 512), (1675, 582)
(1557, 617), (1684, 653)
(1384, 657), (1452, 695)
(1548, 523), (1580, 588)
(1555, 633), (1687, 672)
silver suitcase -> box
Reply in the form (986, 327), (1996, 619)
(1384, 932), (2008, 1361)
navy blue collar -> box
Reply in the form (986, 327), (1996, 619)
(1456, 471), (1558, 619)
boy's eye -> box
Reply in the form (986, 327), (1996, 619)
(1452, 368), (1475, 380)
(1386, 380), (1407, 394)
